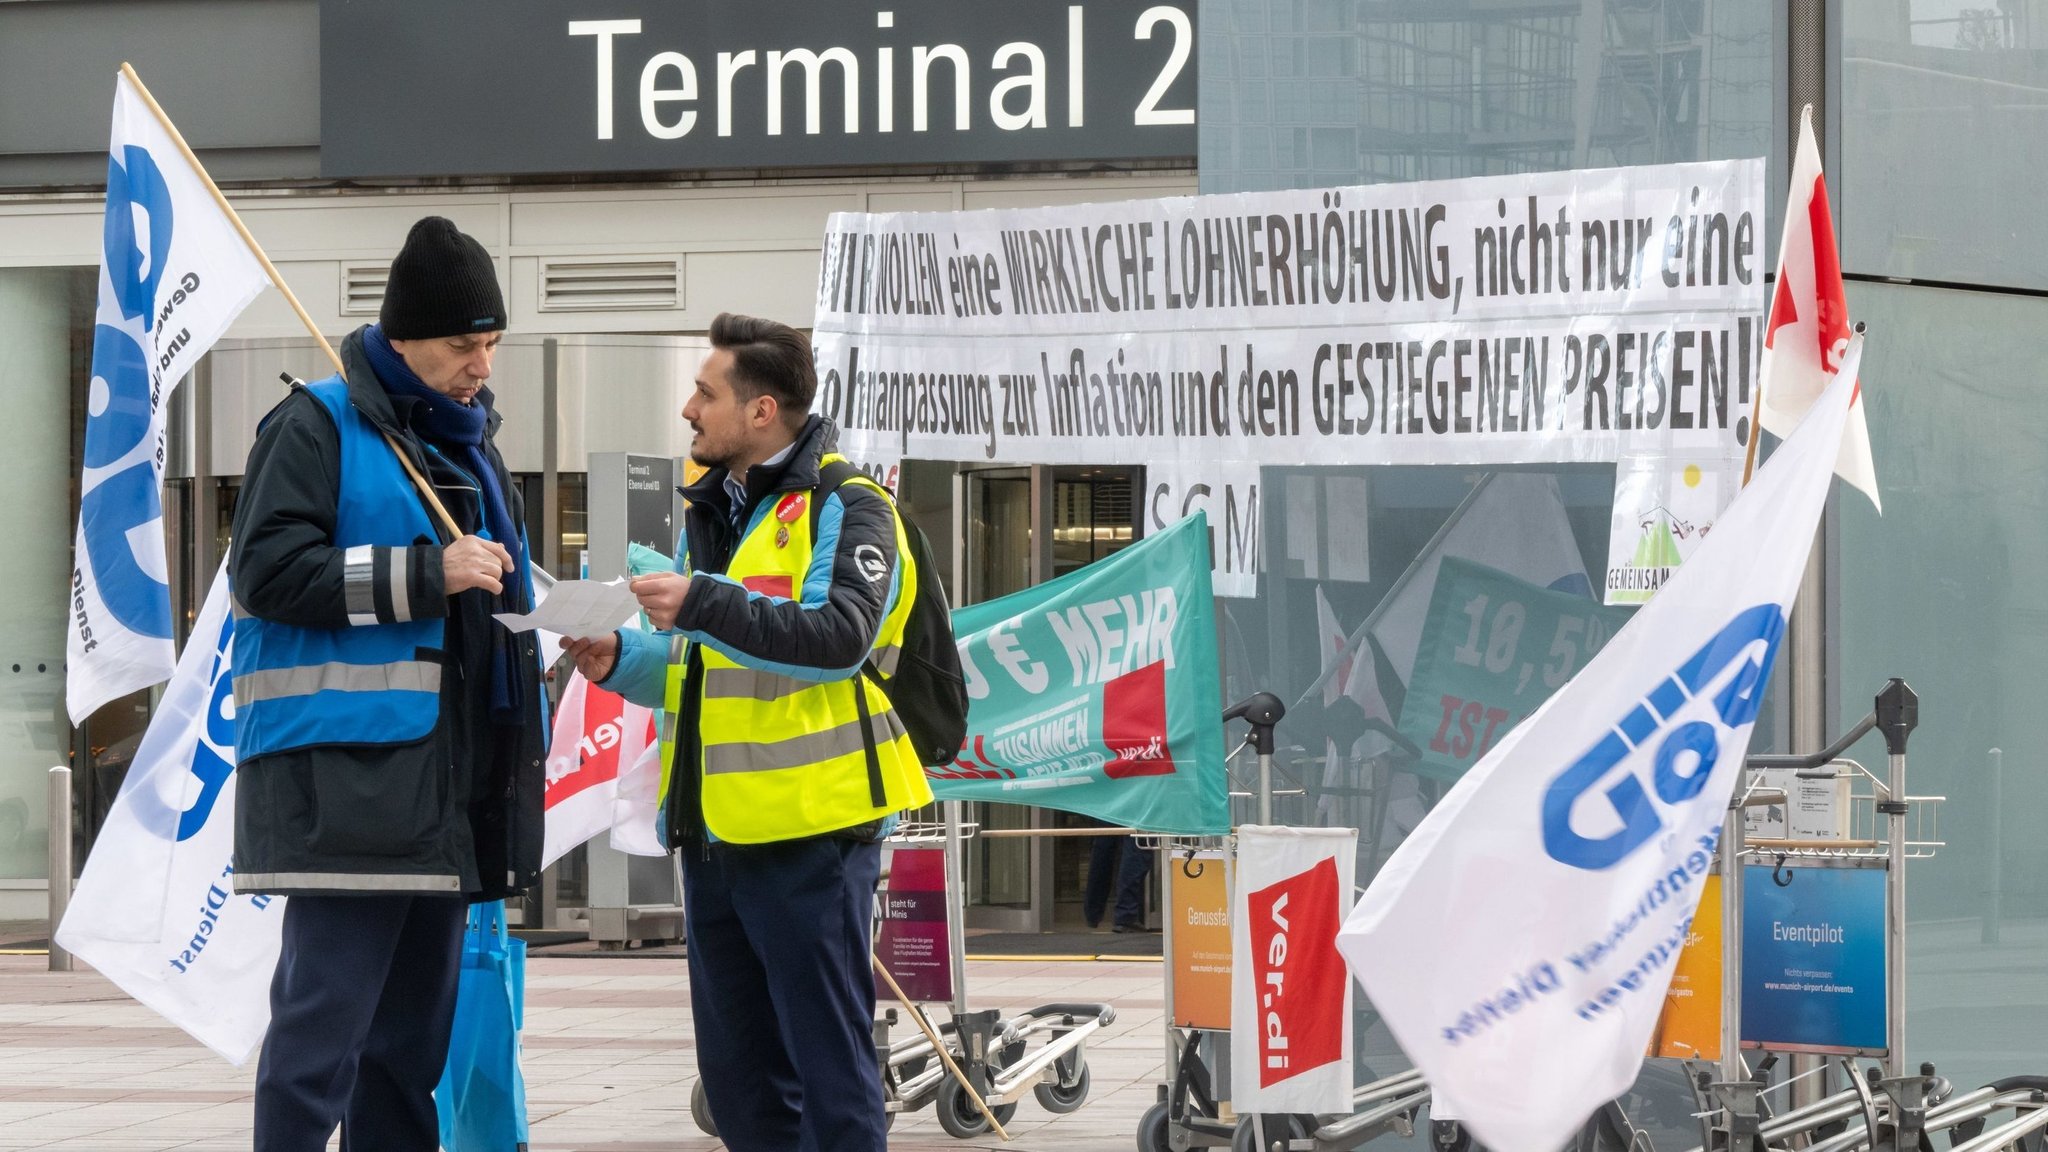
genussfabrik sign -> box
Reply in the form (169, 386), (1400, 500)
(927, 514), (1227, 835)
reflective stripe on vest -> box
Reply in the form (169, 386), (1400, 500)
(232, 659), (443, 708)
(702, 709), (910, 776)
(659, 456), (935, 844)
(232, 378), (446, 758)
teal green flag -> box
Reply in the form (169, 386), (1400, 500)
(1395, 556), (1632, 782)
(932, 515), (1229, 834)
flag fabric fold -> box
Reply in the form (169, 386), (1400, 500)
(55, 564), (283, 1065)
(68, 71), (268, 723)
(541, 671), (662, 869)
(1336, 342), (1864, 1152)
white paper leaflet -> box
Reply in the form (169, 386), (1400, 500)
(68, 73), (267, 723)
(1335, 340), (1863, 1152)
(1232, 825), (1356, 1114)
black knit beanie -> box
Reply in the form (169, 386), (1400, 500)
(379, 216), (507, 340)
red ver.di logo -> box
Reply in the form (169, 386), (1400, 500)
(1102, 659), (1175, 779)
(1248, 857), (1345, 1086)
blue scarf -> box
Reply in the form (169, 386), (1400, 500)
(364, 324), (529, 719)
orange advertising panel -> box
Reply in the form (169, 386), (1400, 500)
(1170, 853), (1231, 1030)
(1648, 873), (1722, 1060)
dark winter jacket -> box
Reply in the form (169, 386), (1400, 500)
(228, 326), (545, 900)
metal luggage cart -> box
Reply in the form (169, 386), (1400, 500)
(692, 804), (1113, 1140)
(1576, 679), (2043, 1152)
(1139, 692), (1434, 1152)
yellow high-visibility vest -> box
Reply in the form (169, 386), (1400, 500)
(658, 461), (934, 843)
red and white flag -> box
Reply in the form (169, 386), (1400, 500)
(542, 672), (659, 868)
(1757, 105), (1881, 509)
(1232, 825), (1356, 1114)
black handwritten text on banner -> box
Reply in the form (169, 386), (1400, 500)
(812, 161), (1764, 475)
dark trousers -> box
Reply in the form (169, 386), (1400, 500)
(1084, 834), (1154, 928)
(684, 835), (887, 1152)
(253, 893), (467, 1152)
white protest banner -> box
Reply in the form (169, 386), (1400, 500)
(1335, 340), (1865, 1152)
(813, 161), (1763, 478)
(56, 565), (283, 1065)
(69, 71), (268, 723)
(1231, 825), (1356, 1114)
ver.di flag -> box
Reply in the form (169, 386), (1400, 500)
(1336, 340), (1865, 1152)
(1757, 105), (1880, 510)
(930, 514), (1228, 834)
(55, 564), (283, 1065)
(541, 670), (664, 869)
(1232, 826), (1356, 1114)
(69, 70), (268, 723)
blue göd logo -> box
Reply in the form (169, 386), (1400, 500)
(125, 609), (236, 843)
(1540, 604), (1786, 871)
(81, 144), (177, 643)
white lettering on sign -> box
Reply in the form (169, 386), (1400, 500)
(564, 5), (1192, 143)
(1045, 585), (1179, 686)
(1263, 891), (1292, 1070)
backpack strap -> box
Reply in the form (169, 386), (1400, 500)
(811, 458), (888, 808)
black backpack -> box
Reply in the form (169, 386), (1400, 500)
(814, 460), (969, 770)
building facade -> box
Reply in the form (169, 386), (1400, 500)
(2, 0), (2043, 1095)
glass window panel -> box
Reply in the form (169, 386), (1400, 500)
(1200, 0), (1776, 194)
(1842, 3), (2048, 289)
(0, 268), (85, 880)
(1837, 281), (2048, 1088)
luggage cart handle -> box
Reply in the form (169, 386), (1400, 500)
(1223, 692), (1286, 755)
(1745, 679), (1920, 772)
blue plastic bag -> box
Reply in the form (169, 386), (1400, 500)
(435, 900), (530, 1151)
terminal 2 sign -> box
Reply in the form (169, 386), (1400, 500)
(321, 0), (1198, 178)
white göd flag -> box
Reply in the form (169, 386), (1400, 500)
(68, 72), (267, 723)
(56, 566), (283, 1065)
(1336, 342), (1866, 1152)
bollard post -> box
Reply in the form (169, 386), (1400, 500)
(47, 766), (72, 972)
(1983, 748), (2003, 946)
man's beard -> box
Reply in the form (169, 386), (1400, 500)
(688, 429), (729, 468)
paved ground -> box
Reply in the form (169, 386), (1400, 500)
(0, 946), (1169, 1151)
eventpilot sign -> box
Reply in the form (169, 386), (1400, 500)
(320, 0), (1198, 179)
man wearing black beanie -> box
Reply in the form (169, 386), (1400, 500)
(228, 215), (546, 1152)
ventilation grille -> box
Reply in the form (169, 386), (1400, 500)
(540, 258), (682, 311)
(340, 263), (389, 316)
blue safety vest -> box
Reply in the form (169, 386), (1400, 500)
(231, 378), (445, 758)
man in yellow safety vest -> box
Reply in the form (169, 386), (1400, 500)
(565, 312), (932, 1151)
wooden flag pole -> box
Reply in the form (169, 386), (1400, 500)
(872, 953), (1013, 1141)
(1740, 380), (1765, 487)
(119, 63), (343, 380)
(119, 61), (463, 541)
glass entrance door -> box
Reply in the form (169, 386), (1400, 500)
(961, 469), (1037, 928)
(957, 467), (1147, 931)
